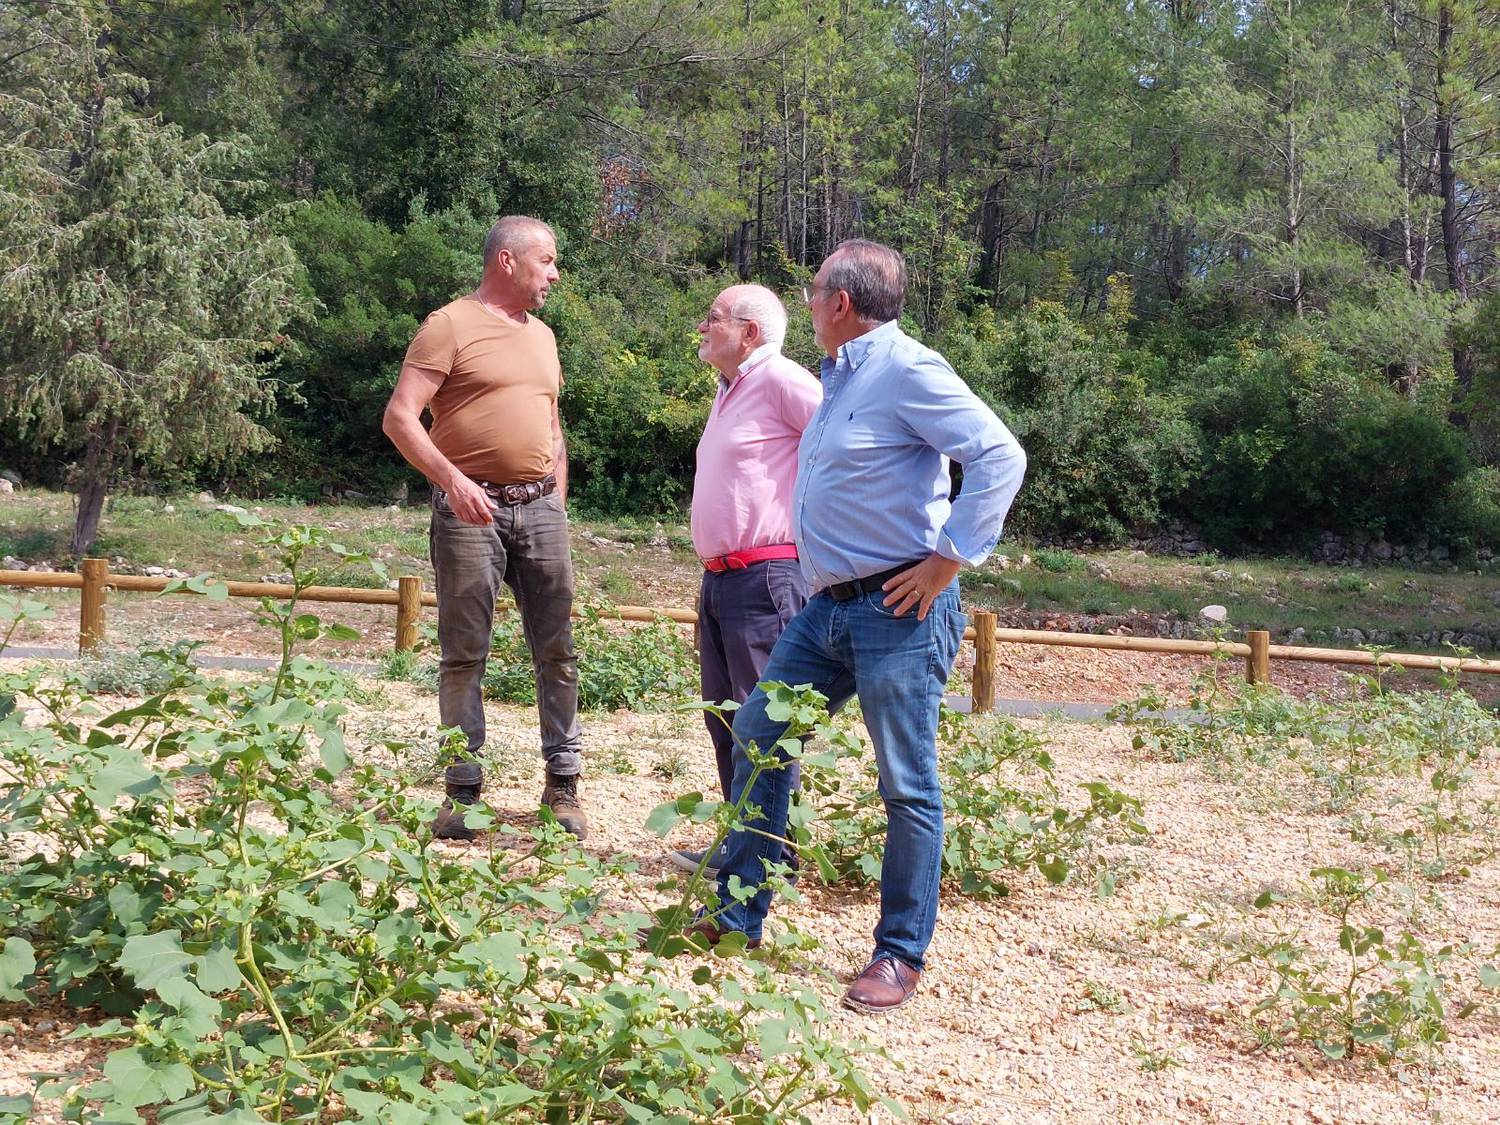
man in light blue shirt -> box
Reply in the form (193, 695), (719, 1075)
(673, 239), (1026, 1014)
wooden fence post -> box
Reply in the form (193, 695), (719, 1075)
(1246, 629), (1271, 686)
(971, 609), (997, 713)
(80, 558), (108, 654)
(395, 575), (422, 652)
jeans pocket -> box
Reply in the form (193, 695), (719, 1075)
(864, 590), (915, 620)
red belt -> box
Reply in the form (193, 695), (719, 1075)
(703, 544), (799, 573)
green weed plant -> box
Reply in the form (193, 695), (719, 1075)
(0, 518), (889, 1123)
(1111, 663), (1499, 878)
(485, 604), (695, 713)
(1234, 868), (1480, 1066)
(798, 708), (1147, 896)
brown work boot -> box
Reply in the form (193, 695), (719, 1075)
(842, 955), (922, 1015)
(432, 762), (484, 842)
(540, 770), (588, 840)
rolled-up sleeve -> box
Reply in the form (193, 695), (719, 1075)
(901, 355), (1028, 567)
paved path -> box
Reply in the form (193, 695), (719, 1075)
(1, 646), (1198, 723)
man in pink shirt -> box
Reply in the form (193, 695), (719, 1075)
(672, 284), (822, 877)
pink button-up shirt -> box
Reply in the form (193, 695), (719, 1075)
(691, 344), (823, 561)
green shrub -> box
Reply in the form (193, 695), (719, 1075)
(79, 641), (204, 696)
(1035, 547), (1087, 574)
(1187, 332), (1475, 549)
(1236, 868), (1467, 1065)
(0, 538), (886, 1122)
(485, 604), (696, 712)
(802, 709), (1147, 896)
(941, 293), (1200, 544)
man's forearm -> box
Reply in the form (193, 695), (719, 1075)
(553, 434), (568, 503)
(383, 410), (465, 491)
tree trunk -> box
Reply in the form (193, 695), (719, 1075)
(1435, 1), (1474, 423)
(71, 421), (120, 558)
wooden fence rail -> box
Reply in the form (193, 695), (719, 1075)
(3, 563), (1498, 715)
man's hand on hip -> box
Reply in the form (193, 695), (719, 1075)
(881, 552), (962, 620)
(444, 474), (494, 526)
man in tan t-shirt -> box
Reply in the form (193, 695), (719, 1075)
(383, 215), (587, 841)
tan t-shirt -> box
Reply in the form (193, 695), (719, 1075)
(403, 295), (560, 484)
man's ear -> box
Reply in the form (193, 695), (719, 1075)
(495, 248), (514, 275)
(743, 320), (762, 346)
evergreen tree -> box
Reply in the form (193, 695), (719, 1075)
(0, 4), (305, 554)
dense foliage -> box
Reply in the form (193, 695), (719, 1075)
(0, 532), (896, 1123)
(1, 0), (1498, 552)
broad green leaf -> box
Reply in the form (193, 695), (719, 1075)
(0, 937), (35, 1000)
(118, 931), (193, 989)
(156, 978), (221, 1038)
(193, 945), (243, 994)
(102, 1047), (194, 1107)
(489, 1084), (539, 1108)
(86, 752), (159, 807)
(318, 728), (350, 775)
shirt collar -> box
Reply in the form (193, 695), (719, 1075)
(834, 320), (901, 371)
(739, 342), (780, 376)
(725, 342), (780, 386)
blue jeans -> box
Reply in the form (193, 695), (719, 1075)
(715, 582), (967, 970)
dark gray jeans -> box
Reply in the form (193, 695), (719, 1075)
(429, 486), (582, 776)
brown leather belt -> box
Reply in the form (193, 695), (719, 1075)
(475, 474), (557, 506)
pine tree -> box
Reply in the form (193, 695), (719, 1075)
(0, 4), (305, 555)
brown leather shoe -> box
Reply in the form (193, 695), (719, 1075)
(842, 956), (922, 1014)
(540, 771), (588, 840)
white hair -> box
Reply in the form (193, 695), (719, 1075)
(727, 285), (787, 349)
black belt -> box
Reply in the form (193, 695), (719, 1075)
(825, 561), (925, 603)
(475, 474), (556, 506)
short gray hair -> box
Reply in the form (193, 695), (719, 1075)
(825, 239), (906, 322)
(727, 285), (788, 348)
(483, 215), (555, 265)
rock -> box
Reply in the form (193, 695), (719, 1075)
(35, 1019), (56, 1033)
(2, 555), (23, 571)
(215, 503), (248, 515)
(0, 479), (12, 494)
(197, 490), (215, 503)
(1020, 553), (1033, 567)
(1180, 540), (1206, 554)
(0, 469), (19, 486)
(343, 489), (370, 503)
(1288, 627), (1306, 644)
(1210, 569), (1231, 582)
(1431, 545), (1450, 561)
(386, 504), (401, 513)
(1370, 539), (1392, 561)
(1199, 604), (1228, 625)
(391, 481), (409, 504)
(145, 566), (166, 577)
(1089, 562), (1112, 579)
(162, 502), (175, 514)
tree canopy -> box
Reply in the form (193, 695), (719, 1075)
(2, 0), (1498, 554)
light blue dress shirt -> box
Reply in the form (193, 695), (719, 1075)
(791, 320), (1027, 591)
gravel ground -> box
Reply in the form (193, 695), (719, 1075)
(4, 676), (1499, 1123)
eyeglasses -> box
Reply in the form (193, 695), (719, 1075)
(801, 283), (835, 305)
(702, 311), (749, 327)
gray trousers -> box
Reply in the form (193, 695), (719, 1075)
(429, 487), (582, 776)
